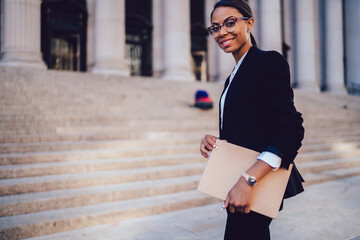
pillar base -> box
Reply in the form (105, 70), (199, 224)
(0, 50), (46, 69)
(162, 69), (195, 81)
(91, 60), (130, 76)
(297, 81), (320, 92)
(327, 84), (347, 94)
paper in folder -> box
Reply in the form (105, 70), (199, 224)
(197, 139), (292, 219)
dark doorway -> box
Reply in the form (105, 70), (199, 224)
(191, 0), (208, 81)
(125, 0), (152, 76)
(41, 0), (87, 72)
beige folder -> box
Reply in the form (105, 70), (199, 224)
(197, 139), (292, 219)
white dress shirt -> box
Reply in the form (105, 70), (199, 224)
(220, 51), (281, 170)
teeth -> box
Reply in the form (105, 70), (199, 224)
(221, 39), (232, 45)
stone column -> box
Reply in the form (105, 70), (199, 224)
(344, 0), (360, 94)
(205, 0), (218, 82)
(152, 0), (164, 78)
(91, 0), (129, 76)
(324, 0), (345, 93)
(258, 0), (282, 52)
(295, 0), (319, 90)
(0, 0), (45, 68)
(283, 0), (297, 87)
(248, 0), (259, 44)
(217, 49), (236, 82)
(162, 0), (195, 81)
(86, 0), (95, 70)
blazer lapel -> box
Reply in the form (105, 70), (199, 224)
(219, 75), (231, 132)
(230, 46), (256, 85)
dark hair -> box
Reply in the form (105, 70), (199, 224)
(210, 0), (257, 47)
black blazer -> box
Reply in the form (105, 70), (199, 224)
(219, 46), (304, 199)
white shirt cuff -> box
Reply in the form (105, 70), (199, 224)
(257, 151), (282, 171)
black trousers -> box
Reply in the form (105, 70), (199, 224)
(224, 210), (272, 240)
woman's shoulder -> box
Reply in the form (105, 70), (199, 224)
(250, 46), (286, 63)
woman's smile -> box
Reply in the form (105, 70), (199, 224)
(220, 37), (235, 48)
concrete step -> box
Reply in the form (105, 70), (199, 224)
(1, 155), (358, 216)
(0, 175), (202, 217)
(1, 145), (359, 179)
(303, 135), (360, 145)
(302, 166), (360, 186)
(1, 136), (360, 154)
(0, 162), (206, 196)
(299, 141), (360, 153)
(0, 109), (217, 120)
(303, 129), (360, 137)
(0, 144), (200, 165)
(22, 176), (360, 240)
(0, 153), (203, 178)
(0, 120), (218, 135)
(297, 156), (360, 174)
(0, 129), (218, 144)
(0, 191), (219, 240)
(1, 165), (358, 240)
(2, 137), (360, 165)
(296, 149), (360, 163)
(0, 138), (201, 154)
(2, 126), (360, 144)
(22, 202), (226, 240)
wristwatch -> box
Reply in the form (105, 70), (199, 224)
(241, 172), (257, 187)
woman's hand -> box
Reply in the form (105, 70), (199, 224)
(224, 177), (253, 214)
(223, 160), (273, 214)
(200, 134), (217, 159)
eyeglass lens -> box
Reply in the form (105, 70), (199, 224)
(209, 18), (237, 37)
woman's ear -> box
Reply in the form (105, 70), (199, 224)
(247, 17), (255, 32)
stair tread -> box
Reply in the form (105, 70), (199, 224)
(0, 143), (199, 158)
(0, 175), (202, 205)
(0, 190), (210, 229)
(302, 166), (360, 183)
(0, 162), (205, 186)
(0, 153), (200, 170)
(298, 156), (360, 168)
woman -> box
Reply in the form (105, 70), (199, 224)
(199, 0), (305, 239)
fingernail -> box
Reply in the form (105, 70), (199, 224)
(213, 145), (217, 149)
(207, 154), (211, 159)
(221, 204), (225, 210)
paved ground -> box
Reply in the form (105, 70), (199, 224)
(27, 176), (360, 240)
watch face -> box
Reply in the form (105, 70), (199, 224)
(248, 176), (257, 186)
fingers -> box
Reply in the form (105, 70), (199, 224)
(224, 194), (250, 214)
(203, 139), (215, 152)
(228, 205), (249, 214)
(200, 134), (217, 159)
(200, 142), (211, 159)
(229, 205), (236, 214)
(205, 134), (217, 145)
(226, 196), (251, 214)
(236, 206), (246, 213)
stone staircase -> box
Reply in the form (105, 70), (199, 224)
(0, 67), (360, 239)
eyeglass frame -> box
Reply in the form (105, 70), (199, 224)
(206, 16), (250, 38)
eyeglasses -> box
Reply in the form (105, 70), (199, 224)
(206, 17), (250, 38)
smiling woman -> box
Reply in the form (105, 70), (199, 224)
(199, 0), (305, 240)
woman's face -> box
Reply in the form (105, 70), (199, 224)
(211, 6), (253, 59)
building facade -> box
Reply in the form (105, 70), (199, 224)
(0, 0), (359, 95)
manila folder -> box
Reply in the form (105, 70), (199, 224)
(197, 139), (292, 219)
